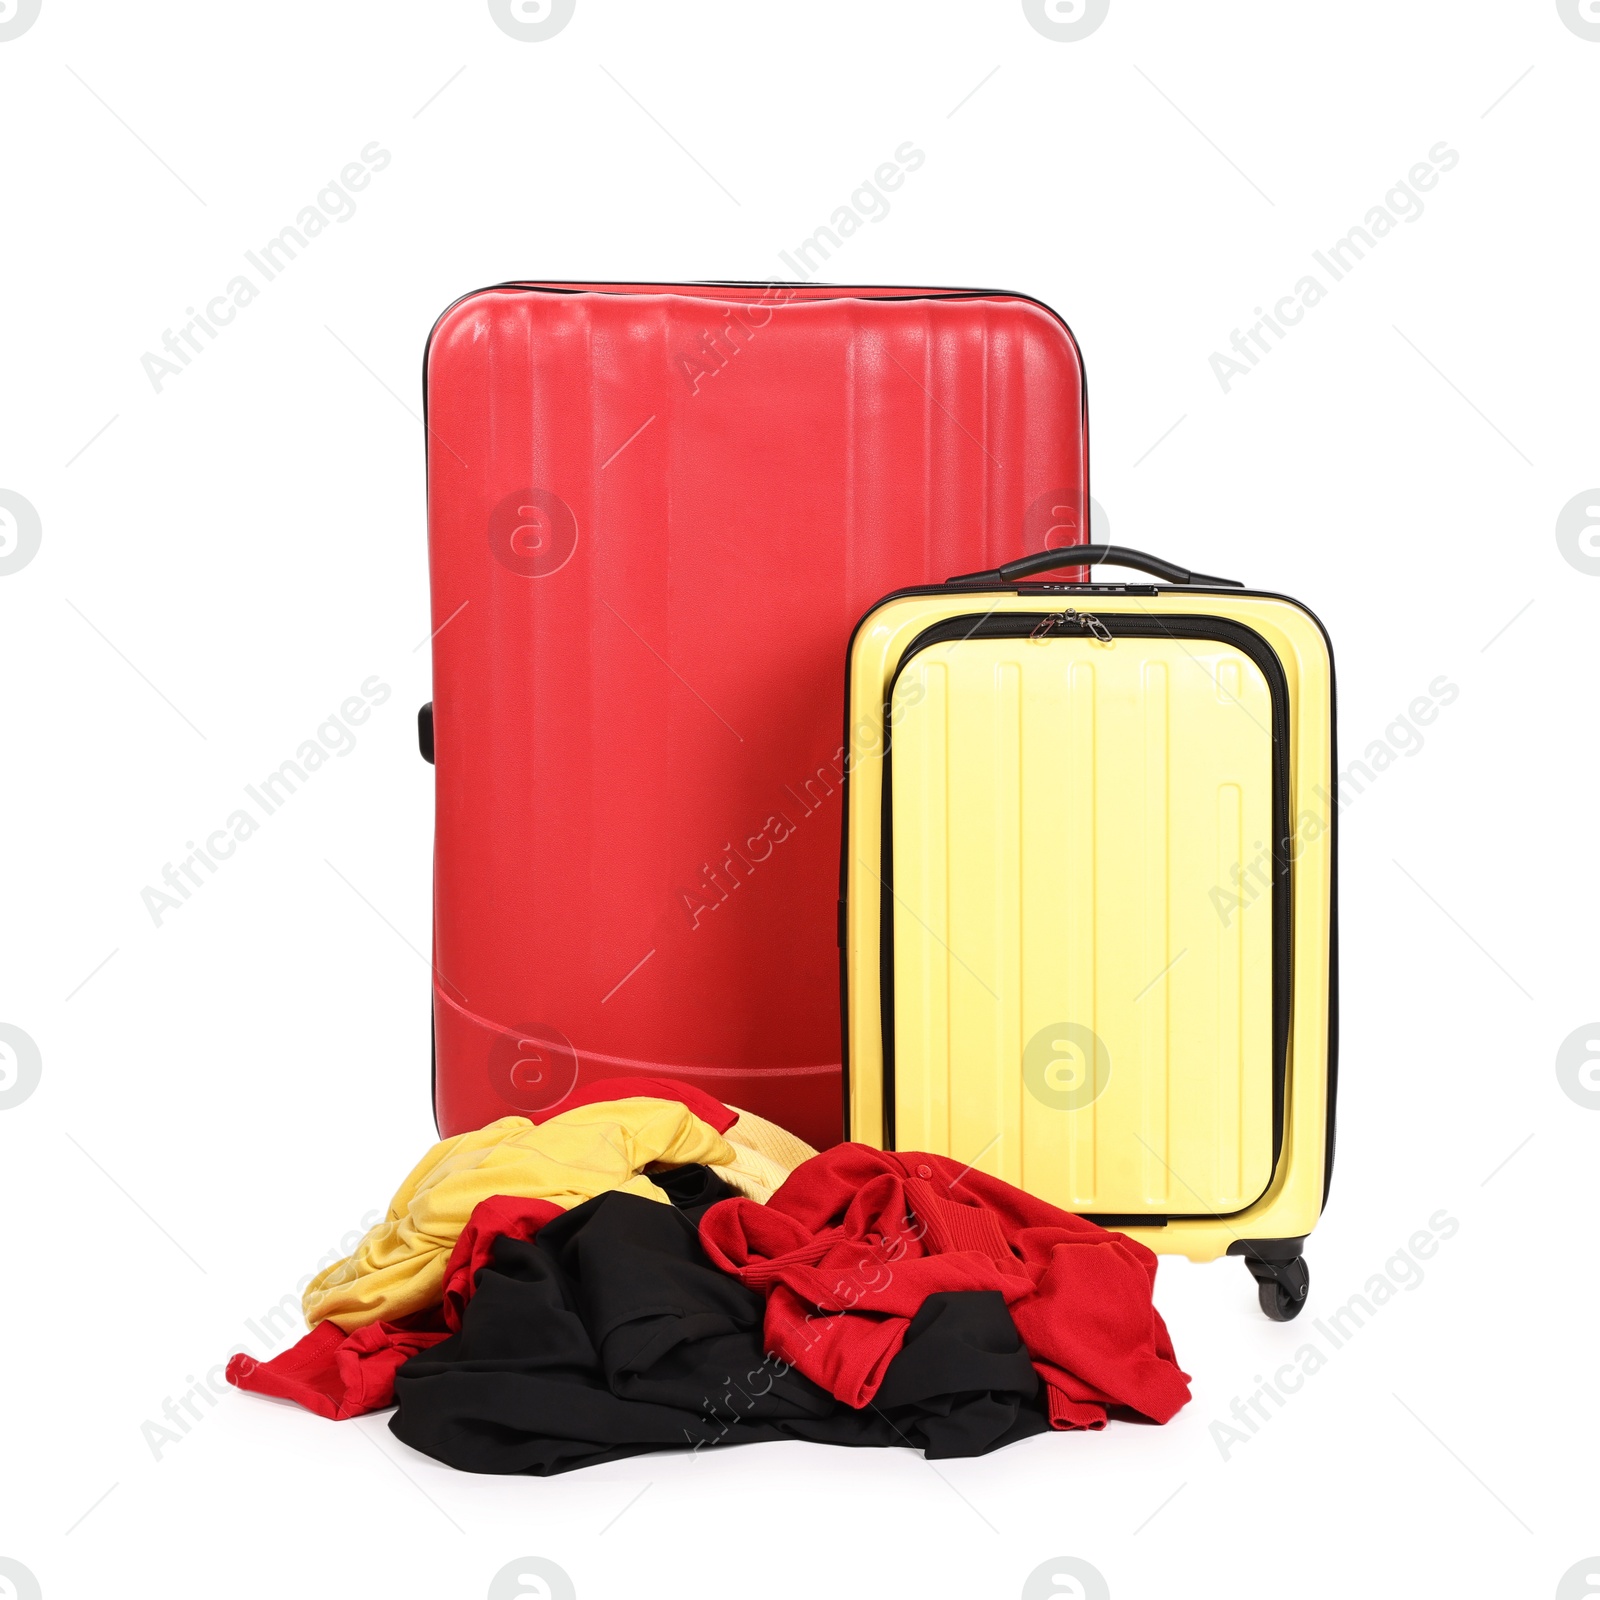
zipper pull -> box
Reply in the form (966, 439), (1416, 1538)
(1031, 609), (1112, 643)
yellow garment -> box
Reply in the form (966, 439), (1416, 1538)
(709, 1108), (818, 1203)
(304, 1100), (734, 1331)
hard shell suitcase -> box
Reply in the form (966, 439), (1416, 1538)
(422, 282), (1090, 1149)
(840, 543), (1337, 1317)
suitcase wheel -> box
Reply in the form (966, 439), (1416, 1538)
(1244, 1253), (1310, 1321)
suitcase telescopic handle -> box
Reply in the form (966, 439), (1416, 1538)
(949, 543), (1243, 588)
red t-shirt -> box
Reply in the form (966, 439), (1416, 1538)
(698, 1144), (1191, 1429)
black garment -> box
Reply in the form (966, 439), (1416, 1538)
(644, 1162), (737, 1222)
(390, 1189), (1047, 1475)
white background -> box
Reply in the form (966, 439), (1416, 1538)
(2, 3), (1597, 1598)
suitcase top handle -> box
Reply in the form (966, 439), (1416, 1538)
(949, 543), (1243, 588)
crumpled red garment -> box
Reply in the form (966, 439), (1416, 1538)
(224, 1314), (448, 1421)
(227, 1075), (734, 1421)
(227, 1194), (562, 1419)
(434, 1194), (565, 1328)
(697, 1144), (1191, 1430)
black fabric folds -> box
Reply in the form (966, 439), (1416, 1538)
(643, 1162), (738, 1222)
(389, 1188), (1047, 1475)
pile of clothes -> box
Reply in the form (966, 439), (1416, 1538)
(229, 1079), (1191, 1474)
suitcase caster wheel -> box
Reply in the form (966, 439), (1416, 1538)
(1247, 1254), (1309, 1322)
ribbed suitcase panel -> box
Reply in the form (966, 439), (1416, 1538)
(889, 636), (1275, 1216)
(426, 286), (1088, 1145)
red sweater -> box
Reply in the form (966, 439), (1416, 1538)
(698, 1144), (1191, 1429)
(227, 1194), (561, 1420)
(226, 1076), (735, 1422)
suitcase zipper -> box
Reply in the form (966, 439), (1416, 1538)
(1029, 607), (1113, 642)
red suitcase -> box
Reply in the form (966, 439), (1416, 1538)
(422, 282), (1089, 1148)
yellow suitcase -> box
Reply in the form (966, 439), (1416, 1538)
(840, 543), (1336, 1319)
